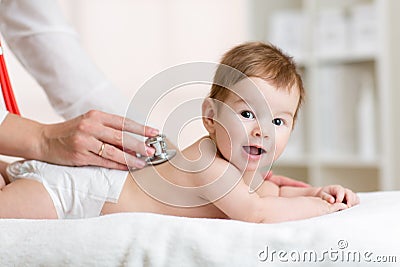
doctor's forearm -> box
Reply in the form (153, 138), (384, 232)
(0, 114), (45, 160)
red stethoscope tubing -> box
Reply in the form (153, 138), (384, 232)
(0, 39), (20, 115)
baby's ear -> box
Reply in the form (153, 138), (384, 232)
(202, 98), (217, 134)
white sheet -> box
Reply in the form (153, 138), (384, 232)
(0, 191), (399, 266)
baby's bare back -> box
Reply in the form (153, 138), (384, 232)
(101, 137), (228, 219)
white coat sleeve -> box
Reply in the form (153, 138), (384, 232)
(0, 109), (7, 125)
(0, 77), (8, 124)
(0, 0), (140, 121)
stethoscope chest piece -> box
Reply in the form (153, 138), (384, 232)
(140, 134), (176, 165)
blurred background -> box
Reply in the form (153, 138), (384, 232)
(2, 0), (400, 191)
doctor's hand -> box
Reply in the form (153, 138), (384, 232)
(264, 171), (311, 188)
(40, 110), (158, 170)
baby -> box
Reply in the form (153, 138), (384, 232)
(0, 42), (359, 222)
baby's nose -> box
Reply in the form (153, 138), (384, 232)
(251, 126), (270, 138)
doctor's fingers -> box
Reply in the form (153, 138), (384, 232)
(95, 125), (156, 158)
(121, 116), (159, 137)
(86, 110), (159, 137)
(90, 154), (129, 170)
(92, 140), (147, 169)
(87, 142), (145, 170)
(82, 110), (158, 155)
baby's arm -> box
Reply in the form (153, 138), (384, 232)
(245, 171), (359, 207)
(279, 185), (360, 207)
(197, 161), (347, 223)
(218, 185), (347, 223)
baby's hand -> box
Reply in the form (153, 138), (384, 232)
(310, 197), (348, 216)
(326, 201), (349, 213)
(317, 185), (360, 207)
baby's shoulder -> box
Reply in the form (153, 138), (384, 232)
(187, 137), (232, 168)
(195, 153), (241, 187)
(182, 137), (241, 185)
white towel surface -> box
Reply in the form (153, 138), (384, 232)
(0, 191), (399, 266)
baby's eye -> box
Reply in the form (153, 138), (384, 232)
(240, 111), (255, 119)
(272, 118), (284, 126)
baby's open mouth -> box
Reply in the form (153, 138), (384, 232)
(243, 146), (266, 156)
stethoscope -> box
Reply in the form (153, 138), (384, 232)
(138, 134), (176, 165)
(0, 39), (20, 115)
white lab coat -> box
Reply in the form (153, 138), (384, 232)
(0, 0), (134, 124)
(0, 109), (6, 124)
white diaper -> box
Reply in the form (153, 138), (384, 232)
(7, 160), (128, 219)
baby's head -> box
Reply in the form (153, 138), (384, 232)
(209, 41), (304, 122)
(202, 42), (304, 171)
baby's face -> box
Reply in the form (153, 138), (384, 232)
(213, 77), (300, 172)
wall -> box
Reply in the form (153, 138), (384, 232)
(387, 0), (400, 189)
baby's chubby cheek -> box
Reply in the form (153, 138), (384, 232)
(272, 136), (291, 161)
